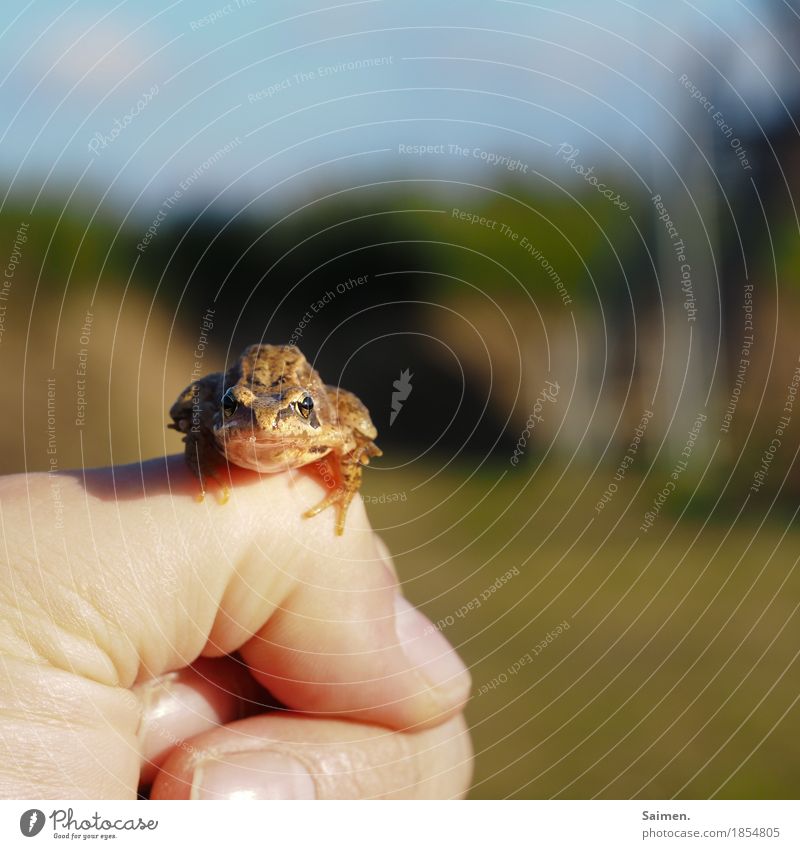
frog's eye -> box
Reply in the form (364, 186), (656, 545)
(222, 388), (238, 419)
(296, 395), (314, 419)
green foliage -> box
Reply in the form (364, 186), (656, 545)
(0, 200), (137, 290)
(368, 462), (800, 799)
(415, 180), (645, 307)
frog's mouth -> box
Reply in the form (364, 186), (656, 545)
(216, 428), (331, 474)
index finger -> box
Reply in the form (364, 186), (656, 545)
(2, 457), (469, 728)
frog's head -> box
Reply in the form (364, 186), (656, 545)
(214, 383), (323, 446)
(211, 381), (333, 474)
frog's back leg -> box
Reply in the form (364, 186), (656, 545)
(169, 373), (225, 495)
(169, 384), (201, 433)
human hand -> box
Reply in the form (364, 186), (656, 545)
(0, 457), (472, 799)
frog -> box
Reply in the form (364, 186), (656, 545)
(169, 344), (382, 535)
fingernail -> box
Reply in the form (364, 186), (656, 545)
(137, 674), (213, 767)
(136, 667), (255, 786)
(394, 595), (471, 702)
(192, 751), (317, 800)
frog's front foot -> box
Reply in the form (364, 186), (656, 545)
(194, 473), (229, 505)
(303, 488), (352, 536)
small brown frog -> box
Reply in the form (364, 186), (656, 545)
(169, 344), (381, 534)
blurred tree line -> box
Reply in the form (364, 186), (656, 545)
(1, 129), (798, 509)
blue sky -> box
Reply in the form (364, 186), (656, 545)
(0, 0), (794, 219)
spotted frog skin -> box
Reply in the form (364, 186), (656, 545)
(169, 344), (382, 534)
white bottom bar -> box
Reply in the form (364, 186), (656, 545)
(2, 800), (797, 848)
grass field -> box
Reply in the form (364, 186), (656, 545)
(362, 461), (800, 799)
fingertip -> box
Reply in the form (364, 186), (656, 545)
(393, 594), (472, 710)
(238, 572), (470, 731)
(373, 534), (399, 581)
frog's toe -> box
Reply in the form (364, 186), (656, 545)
(302, 493), (337, 519)
(303, 489), (352, 535)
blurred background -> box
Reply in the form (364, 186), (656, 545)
(2, 0), (800, 798)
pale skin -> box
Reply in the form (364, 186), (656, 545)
(0, 458), (472, 799)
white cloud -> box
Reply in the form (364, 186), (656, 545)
(21, 15), (162, 98)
